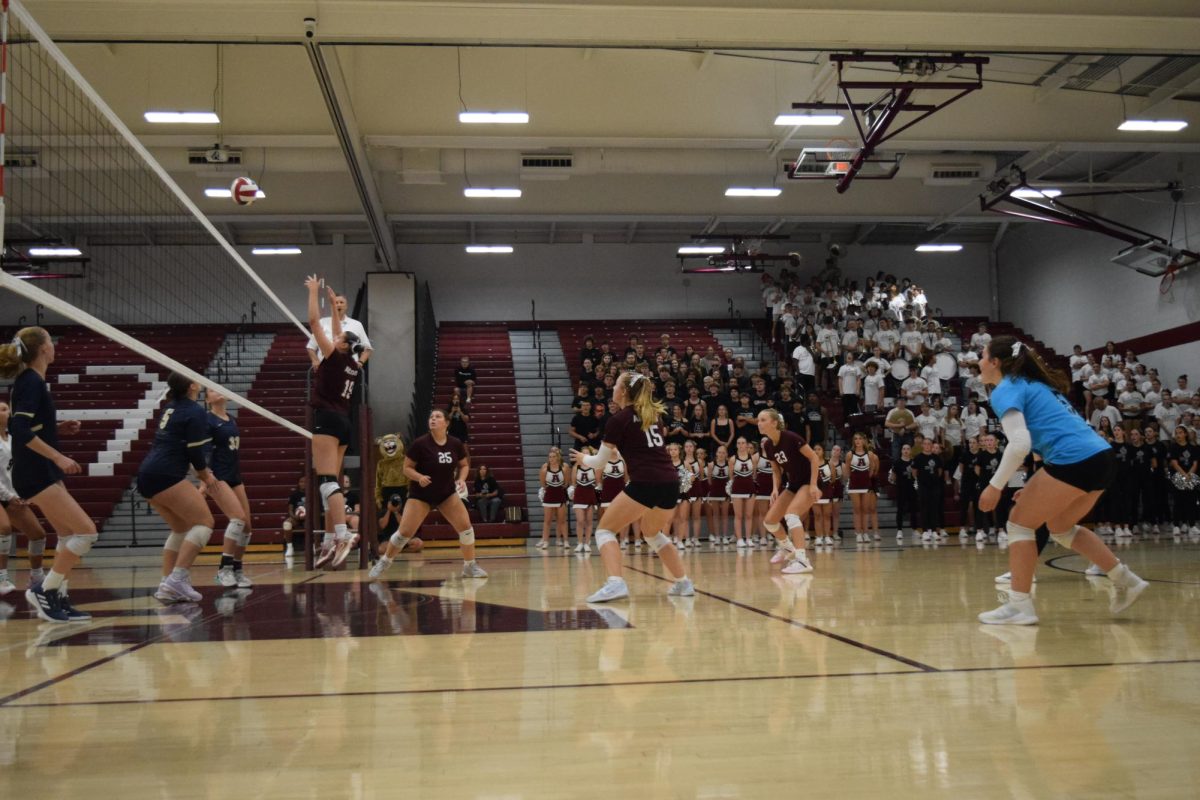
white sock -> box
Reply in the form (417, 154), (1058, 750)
(0, 569), (8, 582)
(42, 570), (66, 591)
(321, 532), (335, 546)
(1007, 589), (1032, 604)
(334, 524), (350, 540)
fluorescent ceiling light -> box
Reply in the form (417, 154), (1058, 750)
(725, 187), (781, 197)
(143, 111), (220, 124)
(205, 187), (265, 199)
(678, 246), (726, 254)
(464, 188), (522, 198)
(28, 247), (83, 257)
(1012, 188), (1062, 199)
(458, 111), (529, 124)
(773, 114), (844, 126)
(465, 245), (514, 254)
(251, 247), (302, 256)
(915, 244), (963, 253)
(1117, 119), (1188, 132)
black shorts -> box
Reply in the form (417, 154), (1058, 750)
(215, 470), (243, 489)
(137, 472), (186, 499)
(312, 408), (353, 446)
(623, 481), (681, 510)
(408, 486), (455, 508)
(14, 459), (64, 500)
(1044, 449), (1117, 493)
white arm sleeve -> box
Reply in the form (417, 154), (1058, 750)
(991, 410), (1031, 490)
(581, 443), (614, 470)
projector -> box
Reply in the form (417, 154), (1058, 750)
(205, 147), (234, 164)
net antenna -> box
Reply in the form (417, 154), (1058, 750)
(0, 0), (311, 438)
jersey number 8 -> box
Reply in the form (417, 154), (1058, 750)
(643, 424), (664, 448)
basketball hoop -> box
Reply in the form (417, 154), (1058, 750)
(1160, 260), (1179, 295)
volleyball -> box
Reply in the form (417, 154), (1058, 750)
(231, 176), (260, 206)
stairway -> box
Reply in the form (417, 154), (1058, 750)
(509, 329), (573, 535)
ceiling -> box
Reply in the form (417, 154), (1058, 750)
(11, 0), (1200, 256)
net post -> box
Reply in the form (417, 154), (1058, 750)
(358, 405), (375, 568)
(304, 375), (316, 571)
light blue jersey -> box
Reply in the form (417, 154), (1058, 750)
(989, 377), (1110, 466)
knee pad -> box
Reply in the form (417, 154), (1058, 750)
(784, 514), (803, 532)
(764, 521), (781, 534)
(1050, 525), (1079, 548)
(28, 538), (46, 556)
(164, 532), (185, 552)
(64, 533), (98, 557)
(224, 519), (248, 548)
(650, 532), (672, 553)
(1006, 521), (1037, 543)
(389, 532), (411, 551)
(458, 528), (475, 547)
(594, 529), (617, 549)
(185, 525), (213, 549)
(282, 519), (294, 532)
(318, 475), (342, 510)
(0, 533), (10, 553)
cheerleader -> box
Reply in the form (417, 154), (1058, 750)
(758, 409), (822, 573)
(912, 438), (943, 543)
(538, 447), (571, 550)
(829, 444), (845, 542)
(599, 449), (633, 548)
(729, 436), (758, 548)
(0, 400), (49, 598)
(693, 446), (711, 543)
(753, 439), (774, 545)
(891, 443), (917, 540)
(1167, 425), (1199, 535)
(810, 444), (834, 546)
(572, 447), (600, 554)
(1, 327), (94, 622)
(204, 387), (254, 589)
(671, 442), (700, 548)
(845, 432), (879, 543)
(705, 445), (732, 544)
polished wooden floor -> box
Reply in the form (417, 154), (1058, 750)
(1, 536), (1198, 799)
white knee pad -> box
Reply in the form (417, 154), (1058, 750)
(650, 532), (672, 553)
(185, 525), (213, 549)
(64, 533), (98, 556)
(1006, 521), (1036, 543)
(458, 528), (475, 546)
(389, 532), (411, 551)
(764, 521), (781, 534)
(282, 519), (294, 531)
(224, 519), (248, 548)
(0, 534), (10, 554)
(318, 477), (341, 511)
(164, 532), (185, 553)
(594, 529), (617, 549)
(1050, 525), (1078, 548)
(28, 538), (46, 556)
(784, 514), (803, 532)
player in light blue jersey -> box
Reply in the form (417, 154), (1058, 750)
(976, 335), (1147, 625)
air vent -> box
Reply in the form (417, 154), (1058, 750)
(930, 165), (984, 180)
(521, 155), (573, 169)
(187, 148), (242, 165)
(5, 150), (40, 169)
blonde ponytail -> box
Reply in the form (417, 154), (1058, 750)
(624, 372), (666, 432)
(0, 327), (47, 379)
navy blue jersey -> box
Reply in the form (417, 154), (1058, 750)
(8, 369), (63, 488)
(206, 412), (241, 481)
(140, 398), (211, 478)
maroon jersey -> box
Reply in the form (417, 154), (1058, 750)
(602, 407), (678, 484)
(761, 430), (812, 490)
(406, 433), (467, 503)
(312, 349), (361, 414)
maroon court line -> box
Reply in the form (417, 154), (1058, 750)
(624, 564), (941, 673)
(4, 657), (1198, 711)
(0, 573), (326, 707)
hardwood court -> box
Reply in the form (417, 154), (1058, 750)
(1, 539), (1197, 799)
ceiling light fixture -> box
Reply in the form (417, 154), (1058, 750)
(678, 246), (726, 254)
(463, 188), (522, 198)
(465, 245), (514, 254)
(1012, 188), (1062, 199)
(206, 187), (265, 199)
(28, 247), (83, 257)
(773, 114), (844, 126)
(1117, 120), (1188, 132)
(143, 111), (220, 124)
(725, 187), (782, 197)
(458, 111), (529, 124)
(251, 247), (302, 255)
(915, 244), (963, 253)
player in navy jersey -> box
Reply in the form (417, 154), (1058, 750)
(976, 336), (1147, 625)
(203, 387), (254, 590)
(0, 327), (93, 623)
(306, 275), (363, 570)
(570, 372), (693, 603)
(0, 399), (51, 601)
(756, 409), (821, 574)
(369, 409), (486, 579)
(139, 372), (218, 605)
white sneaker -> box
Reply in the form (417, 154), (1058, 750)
(619, 541), (628, 550)
(994, 572), (1036, 584)
(367, 556), (392, 580)
(667, 577), (695, 597)
(0, 574), (15, 596)
(824, 536), (835, 546)
(769, 547), (790, 564)
(978, 593), (1038, 625)
(1172, 526), (1182, 536)
(1109, 569), (1149, 614)
(896, 529), (905, 539)
(854, 533), (863, 543)
(536, 540), (549, 549)
(462, 561), (488, 578)
(216, 567), (238, 588)
(975, 530), (986, 543)
(584, 544), (592, 555)
(782, 554), (813, 574)
(574, 543), (584, 553)
(634, 540), (643, 550)
(939, 530), (949, 540)
(284, 543), (294, 558)
(874, 532), (881, 541)
(1190, 526), (1200, 537)
(1085, 563), (1105, 576)
(920, 531), (933, 543)
(559, 540), (569, 549)
(587, 577), (629, 603)
(234, 571), (253, 589)
(736, 539), (748, 549)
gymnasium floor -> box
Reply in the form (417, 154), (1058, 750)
(1, 539), (1197, 799)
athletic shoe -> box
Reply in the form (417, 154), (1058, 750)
(584, 544), (592, 555)
(536, 540), (548, 549)
(634, 540), (643, 550)
(462, 561), (488, 579)
(1171, 526), (1182, 536)
(619, 541), (628, 550)
(154, 586), (180, 605)
(736, 539), (748, 549)
(667, 577), (695, 597)
(770, 547), (789, 564)
(367, 556), (392, 580)
(994, 572), (1036, 584)
(0, 575), (15, 596)
(975, 530), (986, 544)
(57, 593), (91, 622)
(978, 593), (1038, 625)
(781, 554), (813, 575)
(1085, 563), (1105, 576)
(331, 533), (360, 569)
(1109, 571), (1149, 614)
(559, 540), (569, 549)
(217, 567), (238, 588)
(234, 571), (253, 589)
(314, 542), (336, 569)
(1190, 526), (1200, 537)
(574, 543), (584, 553)
(284, 543), (294, 558)
(0, 601), (14, 622)
(920, 531), (933, 543)
(25, 586), (69, 623)
(874, 532), (881, 541)
(586, 577), (629, 603)
(160, 573), (202, 603)
(939, 530), (949, 540)
(896, 529), (905, 540)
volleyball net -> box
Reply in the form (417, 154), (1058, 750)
(0, 0), (310, 440)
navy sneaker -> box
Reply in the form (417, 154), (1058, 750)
(25, 586), (69, 623)
(57, 593), (92, 622)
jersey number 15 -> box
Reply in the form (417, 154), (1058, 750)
(643, 424), (664, 448)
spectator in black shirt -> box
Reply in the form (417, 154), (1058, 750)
(283, 476), (306, 558)
(591, 400), (610, 439)
(666, 405), (689, 446)
(734, 394), (757, 437)
(454, 356), (477, 403)
(579, 336), (601, 369)
(661, 382), (683, 417)
(747, 377), (772, 414)
(569, 401), (598, 448)
(571, 383), (591, 410)
(446, 395), (470, 443)
(472, 464), (504, 523)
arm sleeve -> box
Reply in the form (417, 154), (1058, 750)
(581, 443), (614, 470)
(990, 410), (1032, 490)
(9, 376), (39, 447)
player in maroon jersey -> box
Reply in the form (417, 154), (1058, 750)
(570, 372), (693, 602)
(305, 275), (363, 570)
(757, 409), (822, 574)
(369, 409), (487, 580)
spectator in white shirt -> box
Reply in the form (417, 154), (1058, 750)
(914, 402), (942, 443)
(1089, 396), (1122, 432)
(1143, 379), (1163, 409)
(920, 360), (943, 399)
(964, 363), (986, 402)
(838, 353), (863, 418)
(841, 320), (861, 356)
(1175, 375), (1194, 408)
(1153, 392), (1182, 440)
(874, 319), (899, 357)
(1068, 344), (1089, 406)
(791, 339), (817, 396)
(969, 322), (991, 353)
(899, 319), (924, 362)
(962, 399), (989, 441)
(862, 361), (885, 413)
(307, 293), (372, 367)
(816, 319), (841, 392)
(1117, 385), (1146, 425)
(901, 368), (929, 404)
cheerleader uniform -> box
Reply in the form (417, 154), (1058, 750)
(542, 466), (567, 507)
(816, 462), (834, 505)
(829, 463), (845, 502)
(573, 465), (599, 508)
(600, 458), (626, 507)
(672, 460), (689, 505)
(754, 454), (775, 497)
(729, 456), (757, 499)
(708, 460), (730, 500)
(686, 460), (705, 502)
(847, 450), (873, 494)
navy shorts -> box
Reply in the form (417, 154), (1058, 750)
(215, 470), (243, 489)
(14, 458), (64, 500)
(137, 472), (186, 499)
